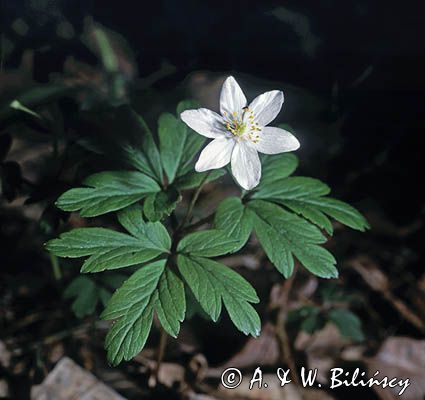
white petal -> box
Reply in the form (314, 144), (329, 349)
(253, 127), (300, 154)
(195, 137), (235, 172)
(220, 76), (247, 117)
(248, 90), (284, 126)
(231, 141), (261, 190)
(181, 109), (227, 139)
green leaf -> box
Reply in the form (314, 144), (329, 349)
(304, 197), (370, 231)
(98, 288), (112, 307)
(214, 197), (253, 251)
(0, 84), (72, 120)
(9, 100), (42, 120)
(287, 305), (319, 324)
(329, 309), (365, 342)
(101, 261), (163, 365)
(56, 171), (160, 217)
(64, 276), (98, 318)
(122, 113), (163, 183)
(301, 311), (325, 334)
(99, 273), (128, 291)
(158, 104), (207, 182)
(156, 268), (186, 337)
(185, 288), (210, 320)
(259, 153), (299, 186)
(175, 100), (206, 176)
(177, 229), (241, 257)
(253, 176), (330, 202)
(176, 99), (199, 115)
(117, 205), (172, 250)
(144, 187), (181, 222)
(177, 134), (206, 177)
(101, 260), (185, 365)
(174, 169), (225, 190)
(248, 200), (338, 278)
(158, 113), (187, 183)
(137, 113), (163, 182)
(46, 211), (171, 272)
(63, 273), (128, 317)
(281, 199), (334, 235)
(177, 255), (260, 336)
(253, 169), (368, 233)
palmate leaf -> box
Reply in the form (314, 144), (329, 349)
(101, 260), (186, 365)
(214, 197), (253, 252)
(46, 206), (171, 272)
(253, 158), (369, 233)
(177, 255), (260, 336)
(56, 171), (160, 217)
(247, 200), (338, 279)
(301, 197), (370, 232)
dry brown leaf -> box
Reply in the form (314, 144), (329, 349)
(0, 340), (11, 368)
(157, 362), (185, 388)
(31, 357), (125, 400)
(0, 379), (9, 398)
(348, 255), (389, 292)
(295, 324), (347, 384)
(367, 337), (425, 400)
(189, 353), (209, 382)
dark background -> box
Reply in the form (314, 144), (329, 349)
(1, 1), (424, 399)
(2, 0), (424, 220)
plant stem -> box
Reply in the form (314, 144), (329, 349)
(49, 253), (62, 281)
(176, 171), (211, 232)
(154, 327), (168, 384)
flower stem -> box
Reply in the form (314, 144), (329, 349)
(177, 171), (211, 232)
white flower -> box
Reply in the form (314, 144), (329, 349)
(180, 76), (300, 190)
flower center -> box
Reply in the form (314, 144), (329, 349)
(223, 108), (261, 143)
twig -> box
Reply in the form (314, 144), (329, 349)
(348, 256), (425, 333)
